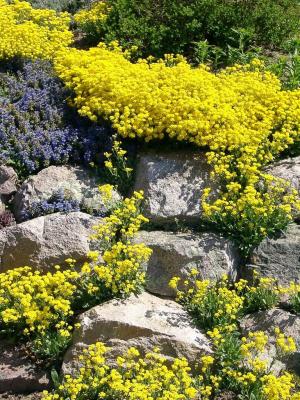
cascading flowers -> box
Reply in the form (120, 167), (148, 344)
(55, 48), (300, 252)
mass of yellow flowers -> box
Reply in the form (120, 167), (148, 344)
(74, 0), (110, 33)
(55, 47), (300, 251)
(42, 331), (300, 400)
(0, 266), (78, 336)
(42, 343), (197, 400)
(0, 0), (72, 60)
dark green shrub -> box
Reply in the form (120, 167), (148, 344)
(84, 0), (300, 63)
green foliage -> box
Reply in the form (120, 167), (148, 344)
(269, 41), (300, 91)
(193, 30), (263, 69)
(31, 330), (73, 364)
(237, 276), (280, 315)
(86, 0), (300, 63)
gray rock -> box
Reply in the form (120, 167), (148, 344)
(13, 165), (120, 221)
(0, 212), (100, 272)
(0, 341), (50, 394)
(62, 292), (212, 374)
(241, 308), (300, 375)
(244, 223), (300, 286)
(0, 166), (18, 203)
(134, 231), (240, 297)
(133, 151), (215, 224)
(267, 156), (300, 219)
(267, 156), (300, 194)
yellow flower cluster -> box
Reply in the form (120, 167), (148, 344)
(55, 49), (300, 249)
(0, 0), (72, 60)
(98, 184), (114, 206)
(275, 327), (297, 354)
(91, 190), (149, 246)
(261, 373), (300, 400)
(92, 241), (151, 295)
(103, 137), (133, 190)
(170, 274), (244, 330)
(235, 272), (280, 313)
(74, 0), (110, 30)
(42, 343), (197, 400)
(203, 328), (299, 399)
(202, 173), (300, 252)
(79, 190), (151, 299)
(0, 266), (78, 335)
(240, 331), (269, 358)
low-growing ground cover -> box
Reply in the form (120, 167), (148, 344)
(55, 47), (300, 253)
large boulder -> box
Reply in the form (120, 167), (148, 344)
(243, 223), (300, 286)
(134, 231), (240, 297)
(0, 341), (50, 394)
(0, 166), (18, 203)
(13, 165), (120, 221)
(133, 150), (215, 225)
(240, 308), (300, 375)
(0, 212), (100, 272)
(62, 292), (212, 374)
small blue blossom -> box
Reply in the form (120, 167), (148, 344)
(22, 189), (81, 220)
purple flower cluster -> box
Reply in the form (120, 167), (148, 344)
(0, 61), (79, 175)
(21, 189), (80, 221)
(0, 60), (112, 177)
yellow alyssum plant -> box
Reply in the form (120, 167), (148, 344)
(0, 0), (72, 60)
(55, 47), (300, 252)
(103, 135), (133, 193)
(169, 274), (244, 330)
(80, 189), (151, 299)
(0, 266), (78, 336)
(42, 342), (198, 400)
(42, 334), (300, 400)
(0, 265), (79, 359)
(74, 0), (110, 40)
(169, 272), (300, 399)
